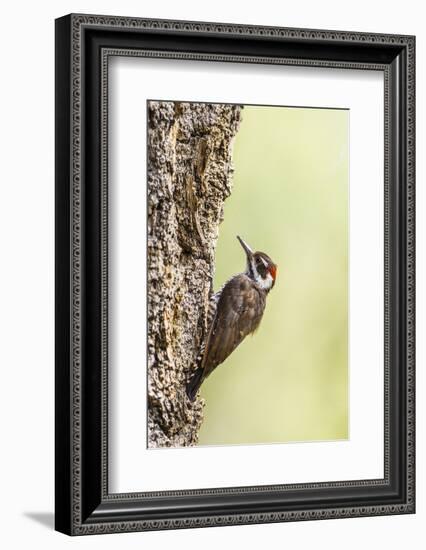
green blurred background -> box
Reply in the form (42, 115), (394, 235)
(198, 105), (349, 446)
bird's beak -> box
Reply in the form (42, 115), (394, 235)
(237, 235), (254, 260)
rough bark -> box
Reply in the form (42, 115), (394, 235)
(147, 101), (242, 448)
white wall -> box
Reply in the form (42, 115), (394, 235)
(0, 0), (423, 548)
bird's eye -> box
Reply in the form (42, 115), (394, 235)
(256, 259), (267, 274)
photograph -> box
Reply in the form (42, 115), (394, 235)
(53, 12), (415, 536)
(147, 100), (349, 448)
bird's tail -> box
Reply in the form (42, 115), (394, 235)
(186, 367), (204, 402)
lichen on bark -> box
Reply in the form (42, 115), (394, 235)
(147, 101), (242, 448)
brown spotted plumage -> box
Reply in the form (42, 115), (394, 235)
(187, 236), (277, 401)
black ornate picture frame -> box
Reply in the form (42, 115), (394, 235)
(55, 13), (415, 535)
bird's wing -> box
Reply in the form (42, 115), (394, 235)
(200, 274), (265, 381)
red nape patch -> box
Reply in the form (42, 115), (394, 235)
(269, 264), (277, 280)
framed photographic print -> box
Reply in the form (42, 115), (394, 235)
(55, 14), (415, 535)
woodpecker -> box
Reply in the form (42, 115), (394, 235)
(186, 235), (277, 401)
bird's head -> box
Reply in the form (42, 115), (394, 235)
(237, 235), (277, 292)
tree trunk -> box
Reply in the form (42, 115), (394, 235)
(147, 101), (242, 448)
